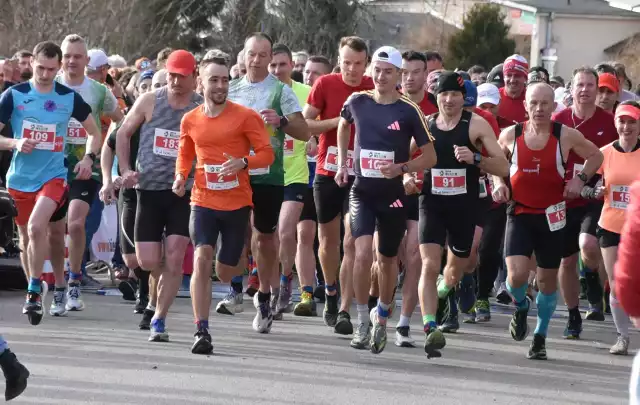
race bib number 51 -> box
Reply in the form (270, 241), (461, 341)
(66, 118), (87, 145)
(545, 201), (566, 232)
(204, 164), (239, 190)
(431, 169), (466, 195)
(611, 185), (630, 210)
(360, 149), (394, 178)
(153, 128), (179, 158)
(324, 146), (354, 175)
(22, 120), (56, 151)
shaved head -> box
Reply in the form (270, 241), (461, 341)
(525, 82), (555, 103)
(524, 82), (556, 123)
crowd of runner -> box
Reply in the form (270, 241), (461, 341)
(0, 31), (640, 401)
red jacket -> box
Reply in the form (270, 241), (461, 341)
(615, 179), (640, 317)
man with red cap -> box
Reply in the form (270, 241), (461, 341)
(596, 72), (620, 114)
(496, 55), (528, 129)
(116, 50), (203, 342)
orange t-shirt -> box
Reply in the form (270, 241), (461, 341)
(176, 102), (274, 211)
(597, 141), (640, 234)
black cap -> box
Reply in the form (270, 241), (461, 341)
(487, 63), (504, 88)
(435, 71), (466, 95)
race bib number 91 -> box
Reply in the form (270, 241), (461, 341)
(22, 120), (55, 151)
(204, 164), (239, 190)
(359, 149), (394, 178)
(611, 185), (630, 210)
(431, 168), (467, 195)
(153, 128), (179, 158)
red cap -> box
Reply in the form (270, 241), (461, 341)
(166, 50), (197, 76)
(598, 73), (620, 93)
(615, 104), (640, 120)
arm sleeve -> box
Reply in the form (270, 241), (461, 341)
(71, 91), (92, 122)
(103, 87), (119, 114)
(615, 180), (640, 317)
(245, 112), (274, 169)
(0, 89), (14, 126)
(280, 85), (302, 116)
(306, 77), (324, 110)
(176, 115), (196, 180)
(339, 96), (355, 124)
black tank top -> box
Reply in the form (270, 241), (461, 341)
(422, 110), (480, 203)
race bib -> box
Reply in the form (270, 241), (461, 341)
(153, 128), (179, 158)
(66, 118), (87, 145)
(611, 185), (630, 210)
(249, 149), (269, 176)
(431, 168), (467, 195)
(21, 120), (55, 151)
(283, 135), (295, 157)
(204, 164), (239, 190)
(479, 177), (488, 198)
(359, 149), (394, 178)
(572, 163), (583, 179)
(324, 146), (354, 175)
(545, 201), (566, 232)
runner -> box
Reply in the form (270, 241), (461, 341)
(418, 71), (508, 358)
(12, 50), (33, 82)
(293, 51), (309, 74)
(302, 56), (332, 88)
(496, 55), (528, 129)
(553, 67), (618, 337)
(174, 55), (273, 353)
(220, 33), (308, 332)
(583, 101), (640, 354)
(493, 82), (603, 360)
(116, 50), (203, 342)
(267, 44), (313, 317)
(56, 34), (123, 314)
(0, 41), (100, 325)
(596, 72), (620, 114)
(303, 36), (374, 334)
(342, 46), (436, 353)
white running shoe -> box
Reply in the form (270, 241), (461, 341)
(65, 285), (85, 311)
(49, 289), (67, 316)
(252, 293), (273, 333)
(215, 291), (243, 315)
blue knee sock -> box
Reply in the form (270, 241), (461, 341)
(506, 280), (529, 309)
(0, 334), (8, 353)
(27, 277), (41, 293)
(534, 291), (558, 337)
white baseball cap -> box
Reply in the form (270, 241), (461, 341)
(87, 49), (109, 72)
(476, 83), (501, 106)
(371, 46), (402, 69)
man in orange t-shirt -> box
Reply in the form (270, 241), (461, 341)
(173, 56), (273, 355)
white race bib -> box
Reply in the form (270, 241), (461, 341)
(479, 177), (488, 198)
(545, 201), (566, 232)
(572, 163), (583, 179)
(66, 118), (87, 145)
(248, 149), (269, 176)
(283, 135), (295, 156)
(153, 128), (179, 158)
(359, 149), (394, 178)
(611, 185), (630, 210)
(324, 146), (354, 175)
(204, 164), (239, 190)
(431, 168), (467, 195)
(22, 120), (55, 151)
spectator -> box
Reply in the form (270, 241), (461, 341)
(468, 64), (486, 85)
(550, 75), (565, 90)
(425, 50), (443, 73)
(156, 47), (173, 70)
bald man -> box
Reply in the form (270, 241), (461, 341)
(492, 82), (603, 360)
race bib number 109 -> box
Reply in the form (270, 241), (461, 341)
(22, 120), (55, 151)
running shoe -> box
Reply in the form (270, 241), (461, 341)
(65, 285), (85, 311)
(395, 326), (415, 348)
(215, 291), (243, 315)
(313, 285), (325, 303)
(0, 349), (29, 401)
(80, 274), (103, 291)
(149, 318), (169, 342)
(22, 291), (44, 326)
(369, 307), (387, 354)
(293, 291), (316, 317)
(509, 303), (530, 342)
(191, 329), (214, 355)
(323, 294), (338, 327)
(496, 282), (511, 305)
(252, 294), (273, 333)
(334, 311), (353, 335)
(139, 308), (154, 330)
(438, 312), (459, 333)
(475, 299), (491, 323)
(424, 326), (446, 359)
(118, 279), (137, 302)
(462, 307), (476, 324)
(276, 278), (293, 314)
(350, 322), (370, 350)
(49, 289), (67, 317)
(585, 303), (605, 321)
(271, 289), (282, 321)
(563, 311), (582, 340)
(246, 273), (260, 297)
(527, 334), (547, 360)
(610, 335), (629, 355)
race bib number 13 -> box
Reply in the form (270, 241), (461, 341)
(153, 128), (179, 158)
(545, 201), (566, 232)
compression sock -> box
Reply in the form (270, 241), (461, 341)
(506, 280), (529, 310)
(534, 291), (557, 337)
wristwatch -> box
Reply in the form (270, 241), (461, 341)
(279, 116), (289, 128)
(473, 152), (482, 166)
(85, 152), (97, 162)
(242, 157), (249, 170)
(401, 164), (409, 174)
(577, 172), (588, 182)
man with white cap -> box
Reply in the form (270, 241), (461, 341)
(85, 49), (110, 84)
(336, 46), (437, 353)
(496, 55), (528, 129)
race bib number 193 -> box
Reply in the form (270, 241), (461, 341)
(153, 128), (179, 158)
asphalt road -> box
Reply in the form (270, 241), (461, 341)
(0, 287), (633, 405)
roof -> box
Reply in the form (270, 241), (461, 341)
(495, 0), (640, 17)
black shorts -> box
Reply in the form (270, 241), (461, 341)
(69, 178), (100, 205)
(418, 196), (477, 258)
(475, 196), (492, 228)
(313, 174), (353, 224)
(134, 189), (190, 242)
(505, 213), (565, 269)
(562, 202), (602, 257)
(299, 187), (317, 222)
(283, 183), (307, 203)
(406, 194), (419, 222)
(597, 227), (620, 249)
(189, 205), (250, 266)
(251, 184), (283, 234)
(349, 187), (407, 258)
(118, 188), (137, 255)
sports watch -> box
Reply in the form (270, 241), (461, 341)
(473, 152), (482, 166)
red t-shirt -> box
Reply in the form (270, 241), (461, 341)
(474, 107), (500, 139)
(497, 87), (527, 129)
(419, 93), (438, 116)
(552, 106), (617, 207)
(307, 73), (374, 177)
